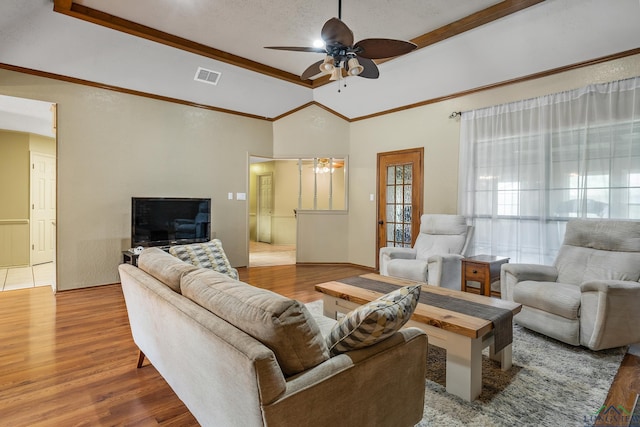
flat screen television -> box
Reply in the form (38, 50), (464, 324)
(131, 197), (211, 248)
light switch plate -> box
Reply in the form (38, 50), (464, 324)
(236, 192), (246, 200)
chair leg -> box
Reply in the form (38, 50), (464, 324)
(136, 350), (146, 368)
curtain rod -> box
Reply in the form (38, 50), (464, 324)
(449, 111), (462, 119)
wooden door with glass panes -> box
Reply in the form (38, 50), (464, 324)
(376, 148), (423, 269)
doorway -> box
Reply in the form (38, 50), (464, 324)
(249, 157), (296, 267)
(0, 95), (56, 292)
(376, 148), (424, 269)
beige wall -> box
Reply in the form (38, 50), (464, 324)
(0, 69), (273, 290)
(346, 54), (640, 268)
(0, 130), (30, 266)
(1, 53), (637, 285)
(0, 130), (29, 219)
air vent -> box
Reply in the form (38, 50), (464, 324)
(194, 67), (221, 85)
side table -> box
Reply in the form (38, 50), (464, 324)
(122, 250), (140, 267)
(461, 255), (509, 297)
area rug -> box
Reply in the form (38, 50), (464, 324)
(305, 300), (626, 427)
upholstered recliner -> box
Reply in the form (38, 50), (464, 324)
(501, 219), (640, 351)
(379, 214), (473, 289)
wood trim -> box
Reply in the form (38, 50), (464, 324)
(271, 101), (350, 122)
(0, 219), (29, 225)
(2, 46), (637, 124)
(351, 47), (640, 122)
(52, 1), (310, 88)
(52, 1), (543, 89)
(0, 63), (272, 122)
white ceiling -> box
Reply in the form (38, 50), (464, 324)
(1, 0), (639, 120)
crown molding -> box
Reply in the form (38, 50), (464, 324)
(53, 0), (545, 89)
(0, 63), (272, 121)
(3, 48), (638, 124)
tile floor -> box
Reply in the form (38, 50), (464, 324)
(0, 262), (56, 292)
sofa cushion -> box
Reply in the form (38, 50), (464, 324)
(137, 247), (199, 293)
(169, 239), (239, 280)
(513, 281), (581, 320)
(555, 245), (640, 285)
(326, 285), (421, 355)
(181, 269), (329, 376)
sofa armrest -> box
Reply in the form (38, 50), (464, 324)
(427, 254), (464, 289)
(386, 259), (429, 282)
(579, 280), (640, 350)
(500, 264), (558, 301)
(263, 327), (427, 427)
(379, 247), (416, 275)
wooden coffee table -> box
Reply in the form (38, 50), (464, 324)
(315, 273), (522, 401)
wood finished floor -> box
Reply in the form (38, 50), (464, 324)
(0, 264), (638, 426)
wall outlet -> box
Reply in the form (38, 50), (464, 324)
(228, 192), (233, 200)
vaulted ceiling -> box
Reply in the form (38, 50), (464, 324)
(1, 0), (639, 120)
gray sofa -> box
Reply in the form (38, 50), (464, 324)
(118, 248), (428, 427)
(501, 219), (640, 350)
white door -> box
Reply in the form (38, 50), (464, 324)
(30, 152), (56, 265)
(257, 173), (273, 243)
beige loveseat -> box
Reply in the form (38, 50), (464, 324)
(118, 248), (428, 427)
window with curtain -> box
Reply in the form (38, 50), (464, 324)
(459, 77), (640, 264)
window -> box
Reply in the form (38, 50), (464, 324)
(299, 158), (347, 210)
(459, 77), (640, 264)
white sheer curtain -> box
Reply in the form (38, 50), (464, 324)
(459, 77), (640, 264)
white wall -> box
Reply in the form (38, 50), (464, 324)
(0, 69), (273, 290)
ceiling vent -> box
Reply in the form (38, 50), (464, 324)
(194, 67), (221, 85)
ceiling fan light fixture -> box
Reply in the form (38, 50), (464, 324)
(347, 57), (363, 76)
(329, 67), (341, 81)
(319, 56), (335, 73)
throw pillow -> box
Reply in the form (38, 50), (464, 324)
(326, 284), (421, 354)
(181, 269), (330, 376)
(169, 239), (239, 280)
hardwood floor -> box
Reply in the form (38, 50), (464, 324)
(0, 264), (638, 426)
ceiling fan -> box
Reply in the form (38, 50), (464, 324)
(265, 0), (417, 81)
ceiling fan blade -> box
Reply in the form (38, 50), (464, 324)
(321, 17), (354, 47)
(264, 46), (327, 53)
(356, 56), (379, 79)
(354, 39), (417, 59)
(301, 60), (325, 80)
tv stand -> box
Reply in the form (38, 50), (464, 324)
(122, 250), (140, 267)
(122, 246), (173, 266)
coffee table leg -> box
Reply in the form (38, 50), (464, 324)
(489, 343), (512, 371)
(445, 334), (483, 401)
(321, 295), (338, 319)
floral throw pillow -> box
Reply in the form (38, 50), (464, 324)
(326, 284), (421, 354)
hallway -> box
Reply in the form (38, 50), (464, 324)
(249, 241), (295, 267)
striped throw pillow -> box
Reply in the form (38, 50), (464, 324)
(326, 284), (421, 354)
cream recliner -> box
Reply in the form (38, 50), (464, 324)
(379, 214), (473, 289)
(501, 219), (640, 351)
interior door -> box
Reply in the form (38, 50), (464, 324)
(257, 173), (273, 243)
(377, 148), (424, 268)
(30, 152), (56, 265)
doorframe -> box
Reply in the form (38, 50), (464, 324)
(376, 147), (424, 270)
